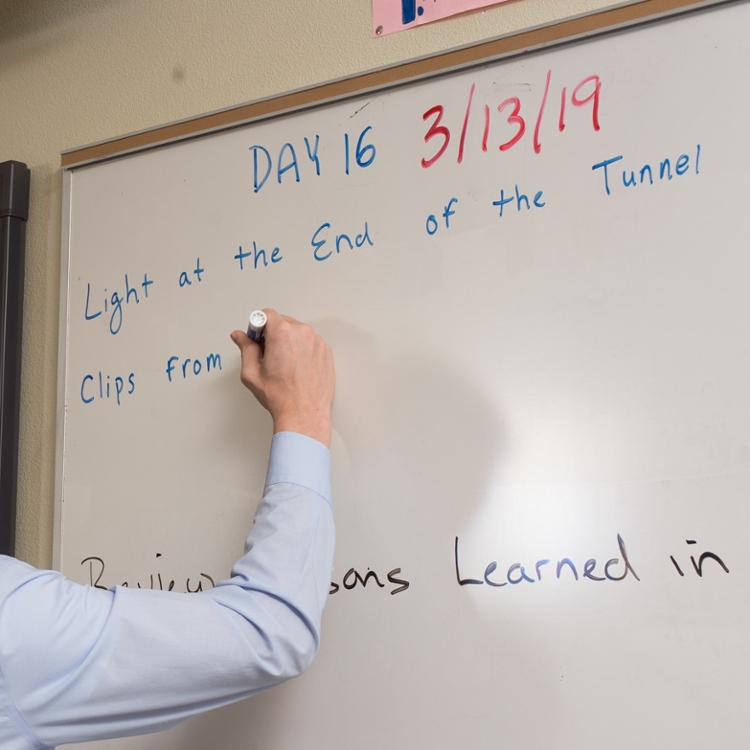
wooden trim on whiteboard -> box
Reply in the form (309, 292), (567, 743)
(61, 0), (735, 169)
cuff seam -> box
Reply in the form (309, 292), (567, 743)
(265, 479), (333, 509)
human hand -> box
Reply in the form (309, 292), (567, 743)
(231, 309), (335, 447)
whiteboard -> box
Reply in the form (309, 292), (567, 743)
(57, 3), (750, 749)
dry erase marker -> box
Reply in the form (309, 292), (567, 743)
(247, 310), (267, 344)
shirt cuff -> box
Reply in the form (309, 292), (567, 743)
(266, 432), (332, 508)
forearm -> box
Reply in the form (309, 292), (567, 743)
(0, 433), (335, 746)
(202, 431), (335, 676)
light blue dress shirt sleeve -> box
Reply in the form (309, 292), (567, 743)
(0, 432), (334, 750)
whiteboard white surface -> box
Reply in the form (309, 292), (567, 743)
(57, 3), (750, 748)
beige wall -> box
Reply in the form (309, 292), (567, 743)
(0, 0), (623, 568)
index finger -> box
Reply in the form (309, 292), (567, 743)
(262, 308), (303, 328)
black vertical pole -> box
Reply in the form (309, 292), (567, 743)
(0, 161), (30, 557)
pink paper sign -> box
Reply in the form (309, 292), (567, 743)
(373, 0), (513, 36)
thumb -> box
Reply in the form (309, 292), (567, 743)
(231, 330), (262, 381)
